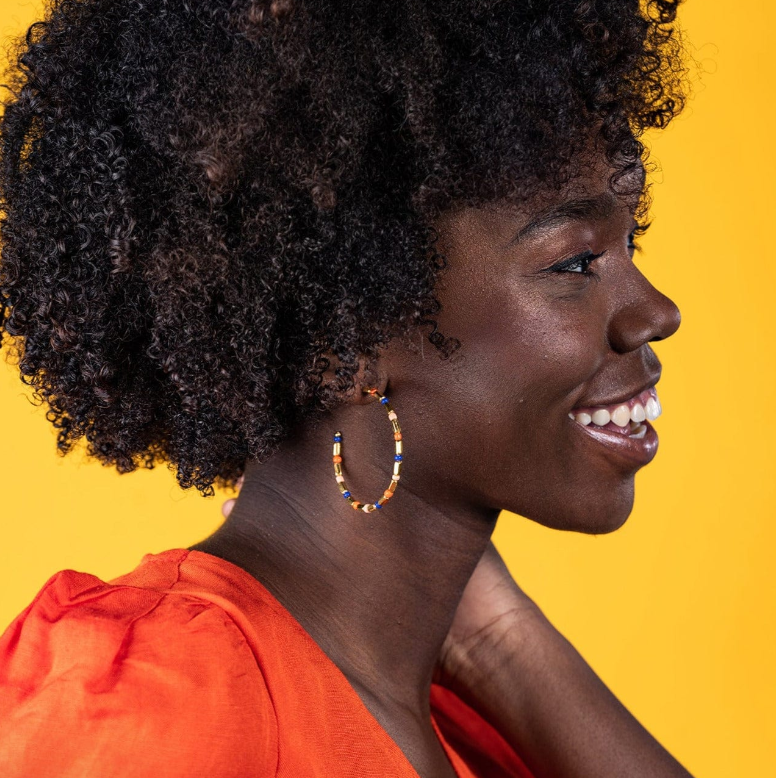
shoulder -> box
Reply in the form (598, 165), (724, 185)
(0, 567), (256, 691)
(0, 567), (278, 777)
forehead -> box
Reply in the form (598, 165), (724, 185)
(488, 156), (646, 232)
(431, 153), (646, 248)
(511, 191), (624, 243)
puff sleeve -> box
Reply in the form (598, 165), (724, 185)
(0, 570), (278, 777)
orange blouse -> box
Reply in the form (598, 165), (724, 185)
(0, 548), (535, 777)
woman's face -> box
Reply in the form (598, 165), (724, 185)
(378, 163), (681, 534)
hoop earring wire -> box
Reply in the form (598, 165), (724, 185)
(332, 388), (403, 513)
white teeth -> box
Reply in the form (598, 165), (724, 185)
(571, 390), (662, 432)
(645, 397), (661, 421)
(611, 405), (631, 427)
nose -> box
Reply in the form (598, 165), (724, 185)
(607, 277), (681, 354)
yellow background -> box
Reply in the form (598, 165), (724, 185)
(0, 2), (773, 775)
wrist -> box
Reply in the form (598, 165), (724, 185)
(440, 600), (554, 711)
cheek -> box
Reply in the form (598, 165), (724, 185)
(457, 301), (636, 531)
(487, 296), (605, 407)
(432, 281), (606, 449)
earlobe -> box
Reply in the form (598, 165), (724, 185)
(317, 350), (389, 404)
(352, 356), (390, 404)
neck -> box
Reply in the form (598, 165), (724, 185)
(189, 413), (498, 713)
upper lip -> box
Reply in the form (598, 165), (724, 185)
(572, 373), (661, 410)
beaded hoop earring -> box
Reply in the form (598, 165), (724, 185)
(332, 387), (403, 513)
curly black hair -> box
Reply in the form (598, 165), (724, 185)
(0, 0), (687, 496)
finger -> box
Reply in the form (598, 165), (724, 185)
(236, 474), (245, 489)
(221, 498), (236, 519)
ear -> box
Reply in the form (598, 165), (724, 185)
(317, 350), (389, 405)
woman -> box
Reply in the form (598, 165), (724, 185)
(0, 0), (693, 776)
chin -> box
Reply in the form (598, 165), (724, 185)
(582, 501), (633, 535)
(513, 481), (636, 535)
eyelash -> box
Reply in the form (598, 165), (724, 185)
(549, 223), (651, 276)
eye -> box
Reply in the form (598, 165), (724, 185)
(547, 249), (605, 276)
(543, 220), (651, 277)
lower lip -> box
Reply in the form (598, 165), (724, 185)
(568, 417), (659, 467)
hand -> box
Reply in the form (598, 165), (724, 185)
(433, 540), (546, 701)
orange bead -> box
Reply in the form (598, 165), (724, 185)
(332, 455), (342, 463)
(383, 490), (393, 500)
(352, 501), (362, 510)
(393, 432), (402, 441)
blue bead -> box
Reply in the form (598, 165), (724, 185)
(374, 503), (382, 509)
(342, 491), (351, 498)
(380, 397), (389, 404)
(394, 455), (403, 462)
(333, 435), (342, 441)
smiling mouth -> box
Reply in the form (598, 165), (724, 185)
(568, 387), (661, 440)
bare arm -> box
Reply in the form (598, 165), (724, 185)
(438, 544), (694, 778)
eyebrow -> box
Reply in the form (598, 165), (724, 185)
(511, 191), (622, 244)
